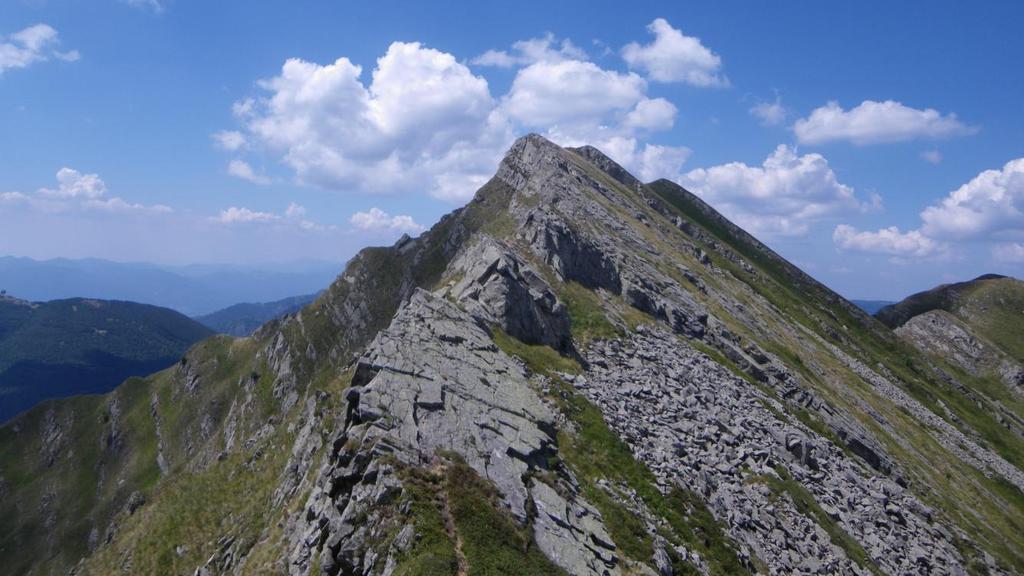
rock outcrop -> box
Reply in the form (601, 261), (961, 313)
(291, 290), (620, 576)
(897, 309), (1024, 392)
(448, 236), (572, 351)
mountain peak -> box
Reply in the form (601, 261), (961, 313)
(568, 144), (643, 190)
(494, 133), (565, 191)
(974, 272), (1008, 281)
(497, 134), (644, 195)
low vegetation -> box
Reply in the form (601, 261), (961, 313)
(492, 328), (581, 376)
(559, 282), (621, 344)
(393, 456), (564, 576)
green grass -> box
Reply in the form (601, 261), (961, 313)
(0, 371), (167, 576)
(392, 466), (461, 576)
(956, 277), (1024, 361)
(491, 328), (581, 376)
(446, 461), (565, 575)
(97, 442), (288, 574)
(559, 282), (621, 344)
(393, 456), (565, 576)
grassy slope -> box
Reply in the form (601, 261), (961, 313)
(80, 364), (355, 575)
(0, 375), (162, 575)
(954, 277), (1024, 360)
(876, 274), (1024, 361)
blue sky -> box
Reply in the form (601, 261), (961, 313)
(1, 1), (1023, 299)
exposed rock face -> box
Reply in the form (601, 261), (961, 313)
(577, 325), (972, 575)
(248, 136), (1022, 575)
(897, 310), (991, 374)
(897, 309), (1024, 391)
(448, 236), (572, 351)
(498, 136), (901, 483)
(290, 290), (620, 576)
(353, 289), (558, 521)
(499, 135), (709, 339)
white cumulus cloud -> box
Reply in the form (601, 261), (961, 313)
(1, 24), (79, 75)
(503, 59), (646, 128)
(794, 100), (977, 145)
(224, 22), (712, 203)
(212, 130), (246, 151)
(920, 157), (1024, 241)
(471, 33), (586, 68)
(215, 206), (279, 224)
(749, 98), (787, 126)
(227, 159), (270, 185)
(237, 41), (507, 201)
(833, 225), (939, 257)
(621, 18), (726, 86)
(0, 167), (170, 214)
(213, 202), (335, 232)
(833, 157), (1024, 261)
(350, 207), (424, 234)
(623, 97), (678, 131)
(38, 167), (107, 199)
(678, 145), (868, 237)
(502, 58), (685, 181)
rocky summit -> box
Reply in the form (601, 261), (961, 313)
(2, 134), (1024, 576)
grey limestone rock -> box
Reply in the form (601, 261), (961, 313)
(448, 235), (572, 351)
(288, 289), (621, 576)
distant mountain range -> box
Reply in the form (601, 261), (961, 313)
(0, 257), (342, 316)
(850, 299), (896, 314)
(196, 292), (320, 336)
(0, 295), (213, 422)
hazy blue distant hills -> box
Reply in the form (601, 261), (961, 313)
(0, 256), (342, 316)
(196, 292), (320, 336)
(850, 299), (896, 314)
(0, 295), (214, 422)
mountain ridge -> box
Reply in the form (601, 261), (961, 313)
(0, 296), (214, 422)
(2, 134), (1023, 575)
(0, 257), (341, 316)
(876, 273), (1011, 328)
(196, 293), (321, 336)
